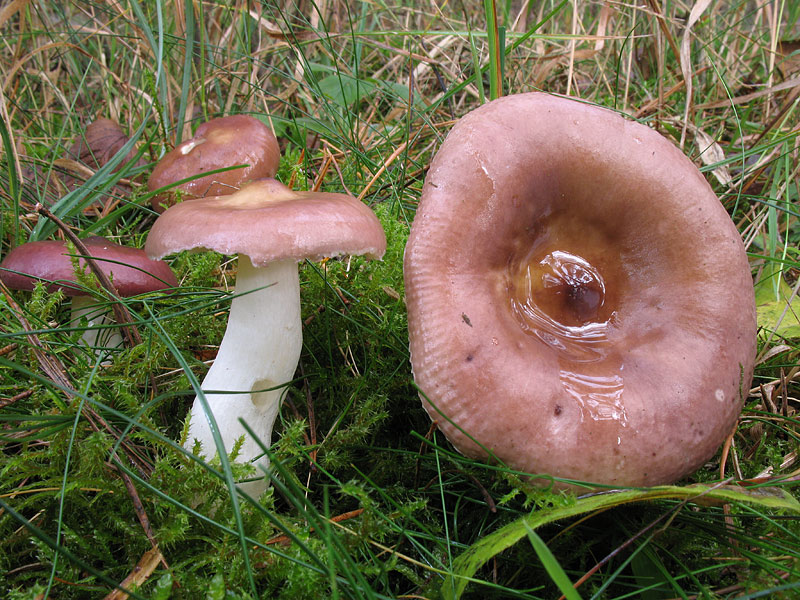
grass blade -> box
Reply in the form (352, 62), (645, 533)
(524, 522), (582, 600)
(484, 0), (503, 99)
(442, 483), (800, 599)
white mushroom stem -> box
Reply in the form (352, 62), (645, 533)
(185, 255), (302, 498)
(69, 295), (123, 357)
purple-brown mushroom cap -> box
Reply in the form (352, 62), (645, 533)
(68, 118), (147, 172)
(404, 93), (757, 488)
(145, 178), (386, 264)
(0, 236), (178, 297)
(148, 115), (280, 212)
(59, 118), (147, 196)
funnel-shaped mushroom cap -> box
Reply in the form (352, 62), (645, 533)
(404, 93), (757, 488)
(148, 115), (280, 212)
(0, 237), (178, 296)
(145, 178), (386, 264)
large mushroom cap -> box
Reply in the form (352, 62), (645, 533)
(0, 236), (178, 296)
(148, 115), (280, 212)
(145, 178), (386, 263)
(404, 93), (757, 488)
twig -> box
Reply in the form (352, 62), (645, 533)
(263, 508), (365, 547)
(117, 456), (169, 570)
(0, 278), (73, 391)
(633, 67), (711, 119)
(1, 281), (157, 549)
(102, 546), (166, 600)
(310, 152), (332, 193)
(357, 140), (408, 202)
(327, 144), (354, 196)
(287, 148), (305, 190)
(32, 203), (162, 399)
(645, 0), (681, 68)
(0, 389), (33, 409)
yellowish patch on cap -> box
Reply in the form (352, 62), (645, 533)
(225, 180), (298, 208)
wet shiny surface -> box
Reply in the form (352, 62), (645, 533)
(511, 249), (606, 327)
(509, 249), (627, 424)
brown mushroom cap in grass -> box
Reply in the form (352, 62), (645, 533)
(0, 236), (178, 354)
(146, 177), (386, 264)
(68, 118), (147, 173)
(0, 236), (177, 296)
(404, 93), (757, 488)
(59, 118), (147, 198)
(148, 115), (280, 212)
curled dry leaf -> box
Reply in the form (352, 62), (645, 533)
(687, 123), (732, 186)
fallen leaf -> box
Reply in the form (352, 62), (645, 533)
(755, 273), (800, 339)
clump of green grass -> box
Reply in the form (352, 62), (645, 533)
(2, 1), (800, 598)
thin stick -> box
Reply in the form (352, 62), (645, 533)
(102, 547), (165, 600)
(357, 140), (408, 202)
(0, 389), (33, 409)
(0, 278), (73, 391)
(645, 0), (681, 67)
(117, 456), (169, 570)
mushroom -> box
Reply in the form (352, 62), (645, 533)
(0, 236), (178, 357)
(66, 118), (147, 175)
(145, 177), (386, 497)
(56, 118), (147, 201)
(404, 93), (757, 488)
(148, 115), (280, 212)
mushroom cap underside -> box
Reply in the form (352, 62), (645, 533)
(0, 236), (178, 297)
(145, 178), (387, 264)
(404, 92), (757, 487)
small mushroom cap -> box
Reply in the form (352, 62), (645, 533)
(404, 93), (757, 488)
(68, 118), (147, 171)
(148, 115), (280, 212)
(145, 178), (386, 264)
(59, 118), (147, 195)
(0, 236), (178, 297)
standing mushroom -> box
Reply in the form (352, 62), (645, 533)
(145, 177), (386, 497)
(0, 236), (177, 357)
(404, 93), (757, 488)
(148, 115), (280, 212)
